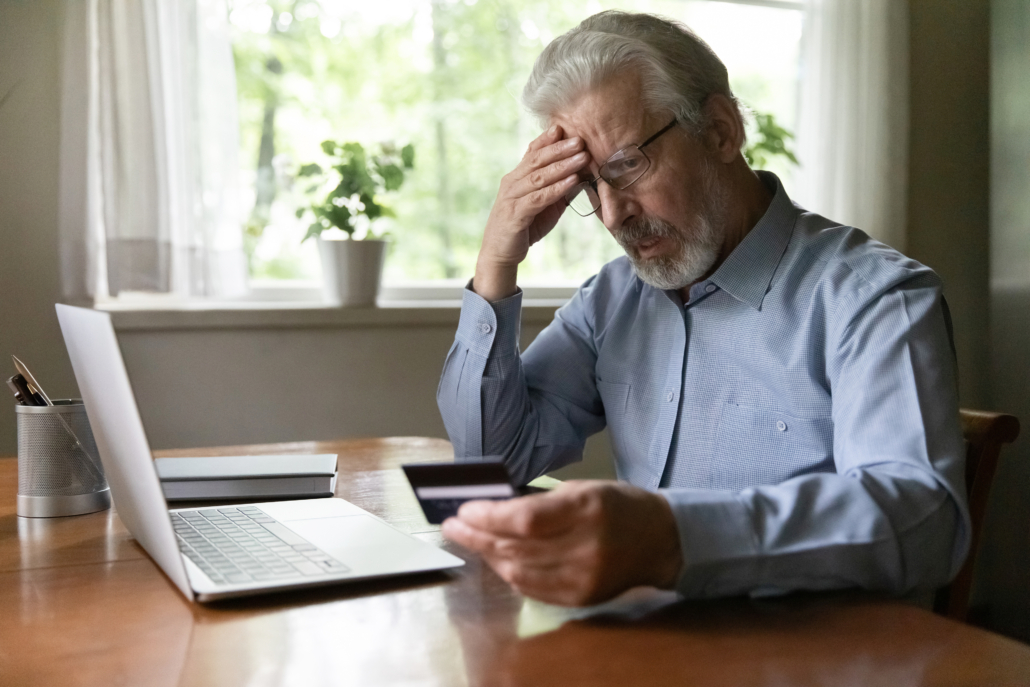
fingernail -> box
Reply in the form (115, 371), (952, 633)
(549, 125), (559, 135)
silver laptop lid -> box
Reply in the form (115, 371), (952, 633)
(55, 304), (194, 601)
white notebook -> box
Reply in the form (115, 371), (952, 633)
(155, 454), (338, 501)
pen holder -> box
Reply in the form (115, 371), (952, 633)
(16, 400), (111, 517)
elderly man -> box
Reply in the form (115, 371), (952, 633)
(436, 11), (970, 607)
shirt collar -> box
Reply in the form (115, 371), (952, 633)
(708, 171), (797, 311)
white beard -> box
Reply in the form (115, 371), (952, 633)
(612, 160), (727, 291)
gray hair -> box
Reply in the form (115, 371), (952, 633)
(522, 11), (742, 136)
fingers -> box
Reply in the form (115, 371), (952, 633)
(441, 516), (501, 554)
(494, 560), (602, 607)
(522, 134), (585, 172)
(457, 528), (608, 607)
(442, 516), (575, 567)
(491, 558), (577, 605)
(456, 490), (582, 538)
(494, 148), (587, 228)
(511, 154), (588, 213)
(513, 137), (587, 188)
(525, 123), (565, 153)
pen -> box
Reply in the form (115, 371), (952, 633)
(12, 355), (52, 405)
(6, 374), (37, 406)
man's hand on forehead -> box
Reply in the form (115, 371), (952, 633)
(472, 124), (591, 302)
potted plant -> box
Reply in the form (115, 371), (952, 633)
(297, 140), (414, 306)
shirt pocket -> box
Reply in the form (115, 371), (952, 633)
(711, 402), (834, 491)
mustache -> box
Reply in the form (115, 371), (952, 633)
(613, 216), (678, 248)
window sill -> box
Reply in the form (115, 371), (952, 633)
(100, 298), (567, 331)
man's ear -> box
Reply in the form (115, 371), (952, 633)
(702, 94), (745, 164)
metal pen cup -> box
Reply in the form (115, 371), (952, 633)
(16, 400), (111, 517)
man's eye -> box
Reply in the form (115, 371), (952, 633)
(609, 157), (641, 176)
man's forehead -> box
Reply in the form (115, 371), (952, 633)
(551, 77), (645, 130)
(551, 110), (639, 143)
(550, 83), (661, 161)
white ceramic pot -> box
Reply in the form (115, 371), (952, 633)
(317, 237), (387, 307)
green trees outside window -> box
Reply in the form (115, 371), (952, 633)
(230, 0), (801, 284)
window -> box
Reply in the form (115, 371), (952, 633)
(228, 0), (804, 296)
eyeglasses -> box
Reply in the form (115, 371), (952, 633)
(564, 118), (679, 217)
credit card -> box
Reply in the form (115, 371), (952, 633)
(402, 461), (518, 524)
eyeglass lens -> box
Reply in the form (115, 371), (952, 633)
(564, 146), (651, 217)
(601, 148), (651, 189)
(567, 181), (601, 216)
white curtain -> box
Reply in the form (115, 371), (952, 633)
(794, 0), (909, 251)
(59, 0), (248, 300)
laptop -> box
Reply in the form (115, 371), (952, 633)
(55, 304), (464, 602)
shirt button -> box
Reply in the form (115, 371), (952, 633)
(776, 420), (787, 432)
(705, 284), (716, 293)
(666, 392), (675, 402)
(478, 323), (492, 334)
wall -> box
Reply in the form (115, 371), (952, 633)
(0, 0), (80, 453)
(906, 0), (991, 409)
(975, 0), (1030, 642)
(119, 319), (467, 450)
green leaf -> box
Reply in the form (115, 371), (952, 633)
(379, 163), (404, 191)
(341, 142), (366, 163)
(320, 140), (337, 156)
(326, 203), (353, 230)
(302, 223), (324, 242)
(400, 143), (415, 169)
(297, 162), (322, 177)
(743, 111), (798, 170)
(360, 192), (383, 220)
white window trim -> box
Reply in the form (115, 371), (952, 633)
(97, 292), (567, 332)
(241, 279), (583, 303)
(95, 278), (581, 310)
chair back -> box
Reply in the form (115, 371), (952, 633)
(934, 409), (1021, 622)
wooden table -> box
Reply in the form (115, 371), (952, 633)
(2, 437), (1030, 686)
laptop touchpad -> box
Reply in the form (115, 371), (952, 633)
(285, 516), (438, 575)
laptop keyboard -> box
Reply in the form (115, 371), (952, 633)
(171, 506), (349, 586)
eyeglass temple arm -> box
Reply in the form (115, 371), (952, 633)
(639, 118), (679, 150)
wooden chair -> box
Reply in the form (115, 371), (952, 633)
(934, 409), (1021, 622)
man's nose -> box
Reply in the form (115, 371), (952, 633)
(597, 182), (639, 233)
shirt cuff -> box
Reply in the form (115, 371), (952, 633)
(660, 489), (759, 597)
(456, 280), (523, 359)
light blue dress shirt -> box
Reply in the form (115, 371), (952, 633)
(437, 173), (971, 598)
